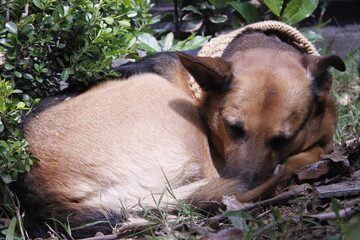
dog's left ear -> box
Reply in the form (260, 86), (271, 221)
(176, 52), (232, 93)
(304, 54), (346, 93)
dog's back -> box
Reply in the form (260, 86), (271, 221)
(17, 73), (217, 237)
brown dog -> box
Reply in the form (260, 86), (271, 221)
(15, 31), (345, 238)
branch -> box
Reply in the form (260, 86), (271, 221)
(306, 207), (360, 222)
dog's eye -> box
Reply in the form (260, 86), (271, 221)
(268, 135), (290, 150)
(224, 120), (246, 140)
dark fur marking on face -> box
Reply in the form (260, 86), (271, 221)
(267, 96), (314, 152)
(267, 134), (291, 151)
(223, 118), (247, 141)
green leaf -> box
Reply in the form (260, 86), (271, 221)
(182, 13), (198, 21)
(25, 165), (31, 172)
(209, 14), (228, 24)
(103, 17), (114, 25)
(36, 76), (43, 83)
(14, 71), (22, 78)
(2, 174), (12, 184)
(5, 217), (16, 240)
(5, 22), (18, 34)
(300, 30), (324, 42)
(4, 64), (14, 70)
(172, 35), (210, 52)
(12, 89), (23, 94)
(225, 211), (253, 232)
(162, 32), (174, 51)
(127, 11), (137, 18)
(21, 24), (35, 35)
(182, 5), (202, 15)
(33, 0), (44, 9)
(282, 0), (318, 25)
(61, 70), (70, 81)
(184, 18), (203, 32)
(56, 4), (65, 16)
(200, 1), (215, 10)
(208, 0), (219, 7)
(264, 0), (284, 16)
(16, 102), (26, 109)
(34, 63), (40, 72)
(119, 20), (131, 27)
(23, 73), (34, 80)
(21, 16), (33, 25)
(228, 1), (261, 23)
(137, 33), (162, 53)
(331, 198), (340, 218)
(1, 140), (9, 149)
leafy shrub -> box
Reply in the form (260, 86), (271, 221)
(181, 1), (228, 35)
(156, 0), (320, 38)
(137, 32), (210, 54)
(0, 79), (37, 238)
(0, 0), (156, 97)
(0, 80), (37, 184)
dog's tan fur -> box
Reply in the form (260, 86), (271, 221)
(18, 31), (345, 238)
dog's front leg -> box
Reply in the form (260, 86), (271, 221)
(284, 145), (325, 174)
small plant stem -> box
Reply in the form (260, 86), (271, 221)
(173, 0), (180, 39)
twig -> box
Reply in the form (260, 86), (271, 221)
(239, 184), (311, 211)
(314, 180), (360, 199)
(4, 185), (27, 240)
(5, 0), (10, 21)
(79, 218), (154, 240)
(306, 207), (360, 222)
(21, 3), (29, 18)
(173, 0), (180, 39)
(79, 233), (127, 240)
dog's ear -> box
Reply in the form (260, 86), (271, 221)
(176, 52), (232, 92)
(304, 55), (346, 94)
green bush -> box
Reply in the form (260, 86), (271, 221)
(0, 80), (37, 184)
(158, 0), (320, 38)
(0, 0), (156, 97)
(0, 0), (156, 181)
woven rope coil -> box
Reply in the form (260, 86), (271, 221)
(189, 21), (319, 100)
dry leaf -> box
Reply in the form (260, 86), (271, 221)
(222, 195), (249, 211)
(338, 93), (351, 106)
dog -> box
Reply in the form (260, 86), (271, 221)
(13, 30), (345, 238)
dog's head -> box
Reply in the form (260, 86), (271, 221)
(177, 45), (345, 188)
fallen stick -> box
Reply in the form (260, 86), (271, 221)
(79, 218), (154, 240)
(306, 207), (360, 222)
(314, 180), (360, 199)
(239, 184), (311, 211)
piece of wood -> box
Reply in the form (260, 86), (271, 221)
(314, 180), (360, 199)
(237, 184), (311, 211)
(293, 160), (331, 181)
(293, 159), (351, 183)
(306, 207), (360, 222)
